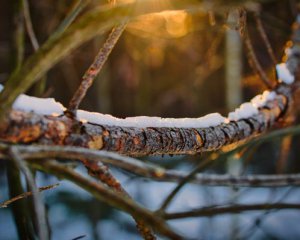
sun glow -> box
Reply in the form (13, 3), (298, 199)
(128, 10), (190, 38)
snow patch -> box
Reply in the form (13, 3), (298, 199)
(77, 111), (226, 128)
(0, 83), (280, 128)
(13, 94), (66, 115)
(251, 90), (276, 108)
(276, 63), (295, 84)
(0, 84), (65, 115)
(228, 102), (259, 121)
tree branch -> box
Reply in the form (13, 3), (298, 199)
(0, 183), (59, 208)
(66, 23), (127, 116)
(163, 203), (300, 220)
(81, 159), (157, 239)
(30, 160), (183, 240)
(0, 87), (289, 155)
(3, 144), (300, 188)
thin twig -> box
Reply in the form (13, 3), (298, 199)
(163, 203), (300, 220)
(254, 13), (277, 64)
(244, 29), (274, 88)
(22, 0), (39, 51)
(9, 147), (49, 240)
(13, 0), (25, 73)
(158, 157), (213, 213)
(66, 22), (127, 116)
(30, 160), (183, 240)
(22, 0), (48, 97)
(240, 187), (294, 239)
(0, 183), (59, 208)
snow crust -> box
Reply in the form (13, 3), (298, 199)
(250, 90), (276, 108)
(276, 63), (295, 84)
(13, 94), (66, 115)
(0, 84), (65, 115)
(228, 102), (259, 121)
(228, 91), (277, 121)
(78, 110), (226, 128)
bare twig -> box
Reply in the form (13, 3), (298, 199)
(30, 160), (183, 240)
(22, 0), (48, 97)
(66, 22), (127, 117)
(244, 30), (274, 88)
(163, 203), (300, 220)
(22, 0), (39, 51)
(9, 147), (49, 240)
(0, 183), (59, 208)
(13, 0), (25, 72)
(254, 13), (277, 64)
(158, 157), (213, 213)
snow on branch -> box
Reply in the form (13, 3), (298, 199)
(0, 84), (282, 128)
(0, 85), (289, 155)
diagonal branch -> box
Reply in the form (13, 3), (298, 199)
(0, 183), (59, 208)
(244, 29), (274, 88)
(82, 159), (157, 239)
(254, 12), (277, 65)
(66, 23), (127, 117)
(158, 157), (213, 213)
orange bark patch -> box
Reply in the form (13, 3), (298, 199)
(133, 137), (140, 145)
(194, 131), (203, 146)
(8, 125), (41, 143)
(88, 135), (103, 149)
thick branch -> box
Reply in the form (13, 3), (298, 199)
(0, 85), (289, 156)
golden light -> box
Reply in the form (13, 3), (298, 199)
(127, 10), (190, 38)
(164, 10), (188, 37)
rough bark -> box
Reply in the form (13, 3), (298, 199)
(0, 84), (290, 156)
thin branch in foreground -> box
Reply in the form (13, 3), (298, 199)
(82, 159), (157, 239)
(0, 183), (59, 208)
(163, 203), (300, 220)
(9, 147), (49, 240)
(30, 160), (183, 240)
(66, 22), (127, 116)
(244, 30), (274, 88)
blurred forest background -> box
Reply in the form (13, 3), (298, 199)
(1, 0), (300, 239)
